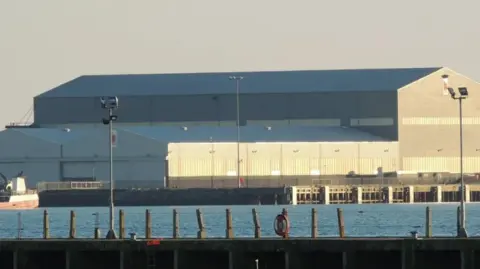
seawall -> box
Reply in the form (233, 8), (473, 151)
(38, 183), (480, 207)
(3, 206), (478, 268)
(39, 187), (287, 207)
(0, 238), (478, 269)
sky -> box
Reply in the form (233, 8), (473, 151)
(0, 0), (479, 128)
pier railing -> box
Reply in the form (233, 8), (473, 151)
(36, 181), (108, 192)
(3, 206), (469, 239)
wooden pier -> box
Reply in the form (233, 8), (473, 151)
(0, 207), (479, 268)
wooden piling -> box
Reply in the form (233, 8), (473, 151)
(43, 210), (49, 239)
(145, 209), (152, 239)
(196, 208), (206, 239)
(425, 207), (432, 238)
(311, 208), (318, 238)
(69, 210), (76, 239)
(119, 210), (125, 239)
(93, 212), (100, 239)
(94, 228), (100, 239)
(226, 208), (233, 239)
(173, 209), (179, 239)
(337, 208), (345, 238)
(457, 206), (461, 235)
(252, 208), (261, 238)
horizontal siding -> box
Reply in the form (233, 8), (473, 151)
(402, 117), (480, 125)
(168, 142), (399, 177)
(403, 157), (480, 173)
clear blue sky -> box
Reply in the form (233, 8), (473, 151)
(0, 0), (478, 128)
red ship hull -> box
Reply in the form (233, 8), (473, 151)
(0, 194), (39, 210)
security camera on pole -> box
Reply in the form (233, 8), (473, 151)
(100, 96), (119, 239)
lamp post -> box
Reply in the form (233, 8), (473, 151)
(229, 76), (244, 188)
(442, 74), (468, 238)
(209, 137), (215, 189)
(101, 96), (119, 239)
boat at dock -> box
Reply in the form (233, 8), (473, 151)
(0, 174), (39, 210)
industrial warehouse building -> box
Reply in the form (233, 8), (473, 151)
(1, 67), (479, 188)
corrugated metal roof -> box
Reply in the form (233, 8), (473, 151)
(10, 128), (88, 144)
(36, 67), (442, 98)
(120, 125), (388, 142)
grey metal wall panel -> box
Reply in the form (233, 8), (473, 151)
(129, 159), (165, 185)
(241, 94), (291, 120)
(61, 159), (165, 185)
(150, 95), (220, 122)
(61, 161), (130, 181)
(62, 161), (105, 179)
(290, 92), (398, 139)
(0, 161), (60, 188)
(121, 125), (387, 143)
(35, 96), (155, 125)
(35, 91), (398, 141)
(61, 128), (168, 159)
(113, 96), (154, 122)
(34, 97), (99, 124)
(0, 130), (61, 159)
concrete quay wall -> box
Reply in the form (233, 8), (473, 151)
(39, 187), (287, 207)
(0, 238), (479, 269)
(291, 184), (480, 204)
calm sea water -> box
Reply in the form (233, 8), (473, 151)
(0, 204), (479, 239)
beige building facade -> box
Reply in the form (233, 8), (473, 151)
(168, 142), (398, 179)
(398, 68), (480, 173)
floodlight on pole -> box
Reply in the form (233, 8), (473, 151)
(448, 87), (456, 98)
(458, 87), (468, 97)
(229, 76), (244, 188)
(101, 96), (119, 239)
(442, 75), (469, 238)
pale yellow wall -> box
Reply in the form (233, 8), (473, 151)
(167, 141), (399, 178)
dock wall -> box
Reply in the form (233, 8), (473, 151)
(0, 238), (479, 269)
(38, 183), (480, 207)
(39, 187), (287, 207)
(291, 184), (480, 205)
(1, 207), (478, 268)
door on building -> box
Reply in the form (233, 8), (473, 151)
(61, 161), (132, 182)
(61, 162), (106, 181)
